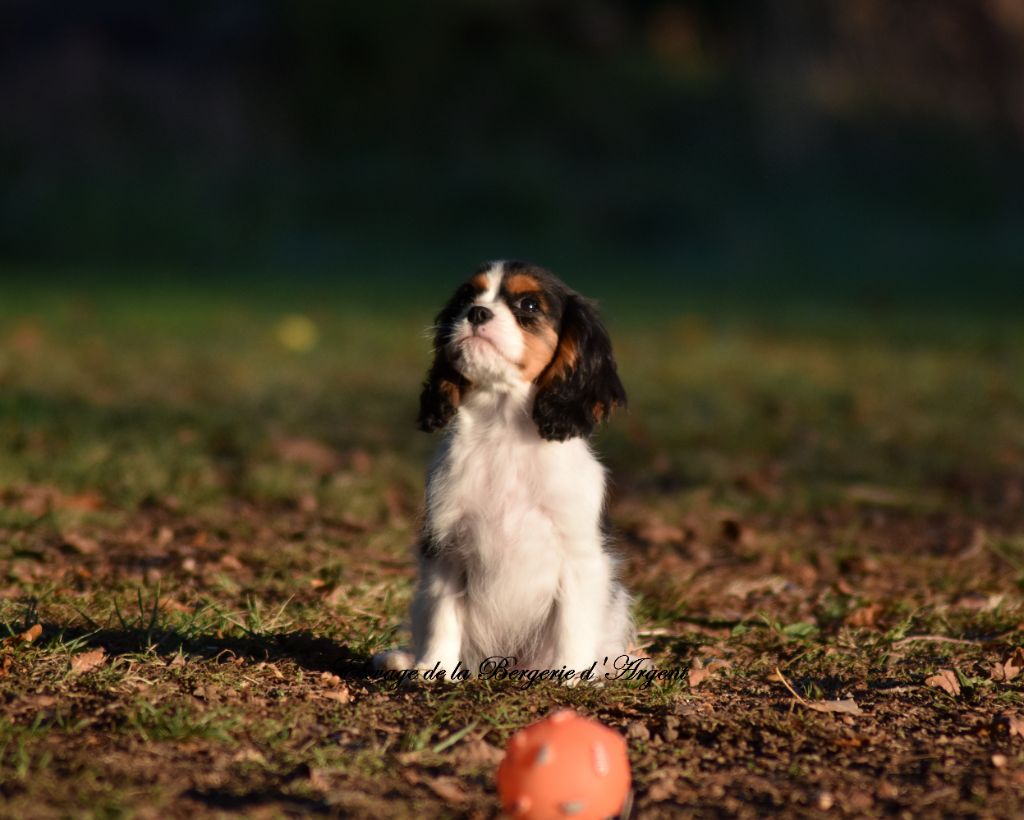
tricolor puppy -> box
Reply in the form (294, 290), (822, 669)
(377, 260), (633, 681)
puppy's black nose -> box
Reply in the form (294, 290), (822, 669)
(467, 306), (494, 326)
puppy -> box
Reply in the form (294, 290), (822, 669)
(377, 260), (633, 680)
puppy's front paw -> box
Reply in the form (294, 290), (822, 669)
(372, 649), (415, 671)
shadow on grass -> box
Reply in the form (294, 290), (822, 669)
(37, 622), (373, 679)
(181, 787), (329, 815)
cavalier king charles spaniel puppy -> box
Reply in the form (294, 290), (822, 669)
(376, 260), (633, 680)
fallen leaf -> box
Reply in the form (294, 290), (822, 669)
(60, 493), (105, 512)
(18, 624), (43, 644)
(806, 698), (864, 716)
(232, 747), (267, 765)
(322, 687), (351, 704)
(423, 775), (468, 804)
(725, 576), (789, 598)
(61, 532), (100, 555)
(688, 658), (708, 688)
(845, 603), (882, 628)
(71, 648), (106, 675)
(21, 694), (56, 709)
(926, 669), (961, 696)
(325, 586), (348, 607)
(955, 592), (1004, 611)
(635, 520), (687, 546)
(772, 668), (864, 715)
(990, 648), (1024, 682)
(1006, 714), (1024, 739)
(219, 554), (244, 571)
(450, 738), (504, 768)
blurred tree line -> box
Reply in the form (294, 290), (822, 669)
(1, 1), (1022, 298)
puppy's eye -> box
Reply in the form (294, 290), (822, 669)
(517, 295), (541, 313)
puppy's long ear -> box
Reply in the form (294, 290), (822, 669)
(417, 353), (464, 432)
(532, 294), (626, 441)
(417, 294), (469, 433)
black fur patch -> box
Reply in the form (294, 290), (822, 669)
(532, 294), (627, 441)
(419, 530), (444, 559)
(417, 357), (465, 433)
(416, 284), (478, 432)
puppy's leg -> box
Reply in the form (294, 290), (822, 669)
(552, 550), (613, 680)
(372, 648), (415, 671)
(601, 581), (638, 668)
(411, 554), (465, 676)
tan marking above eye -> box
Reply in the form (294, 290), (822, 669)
(470, 273), (489, 292)
(503, 273), (543, 297)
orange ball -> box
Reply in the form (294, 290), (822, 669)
(497, 709), (632, 819)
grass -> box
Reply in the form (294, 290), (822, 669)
(1, 274), (1023, 817)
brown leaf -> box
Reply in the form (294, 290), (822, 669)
(322, 687), (351, 704)
(423, 775), (468, 804)
(925, 669), (961, 696)
(636, 520), (687, 546)
(688, 657), (730, 689)
(688, 658), (709, 688)
(324, 586), (347, 607)
(219, 554), (244, 571)
(772, 668), (863, 716)
(18, 624), (43, 644)
(725, 576), (788, 598)
(991, 648), (1024, 682)
(60, 493), (105, 512)
(845, 603), (882, 628)
(806, 698), (864, 716)
(61, 532), (100, 555)
(449, 738), (504, 768)
(1009, 714), (1024, 739)
(71, 648), (106, 675)
(21, 694), (57, 709)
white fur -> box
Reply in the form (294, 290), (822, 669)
(377, 263), (634, 681)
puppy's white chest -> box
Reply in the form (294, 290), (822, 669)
(430, 426), (555, 554)
(425, 394), (607, 564)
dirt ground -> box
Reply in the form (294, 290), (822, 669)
(1, 290), (1023, 818)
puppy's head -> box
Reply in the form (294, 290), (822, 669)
(418, 260), (626, 441)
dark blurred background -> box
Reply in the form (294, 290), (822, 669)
(2, 0), (1023, 305)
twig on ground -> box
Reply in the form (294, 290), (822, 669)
(891, 635), (981, 649)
